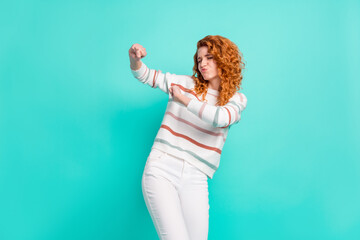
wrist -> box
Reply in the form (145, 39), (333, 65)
(130, 59), (142, 71)
(180, 95), (191, 107)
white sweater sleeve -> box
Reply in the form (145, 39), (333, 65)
(186, 92), (247, 128)
(131, 61), (176, 95)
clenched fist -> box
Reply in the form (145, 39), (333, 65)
(169, 85), (191, 107)
(129, 43), (147, 70)
(169, 85), (182, 100)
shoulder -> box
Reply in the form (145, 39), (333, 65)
(236, 92), (247, 103)
(230, 92), (247, 101)
(176, 74), (195, 83)
(172, 74), (195, 86)
(229, 92), (247, 109)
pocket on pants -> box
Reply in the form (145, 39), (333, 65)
(147, 148), (165, 161)
(144, 148), (166, 176)
(188, 162), (208, 181)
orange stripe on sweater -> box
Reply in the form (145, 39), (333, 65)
(140, 67), (148, 79)
(160, 124), (222, 154)
(238, 92), (243, 102)
(170, 83), (202, 101)
(220, 107), (231, 129)
(165, 111), (226, 141)
(152, 70), (158, 88)
(228, 105), (239, 121)
(207, 92), (218, 97)
(199, 102), (207, 119)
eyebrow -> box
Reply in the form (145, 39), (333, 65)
(197, 54), (212, 60)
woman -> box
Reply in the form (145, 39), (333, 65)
(129, 35), (247, 240)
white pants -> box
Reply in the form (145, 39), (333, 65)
(141, 148), (210, 240)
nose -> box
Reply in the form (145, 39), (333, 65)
(200, 58), (207, 67)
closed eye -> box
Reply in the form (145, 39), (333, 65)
(197, 57), (213, 63)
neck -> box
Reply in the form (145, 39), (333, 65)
(208, 77), (221, 91)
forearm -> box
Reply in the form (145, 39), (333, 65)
(186, 94), (246, 128)
(179, 94), (191, 107)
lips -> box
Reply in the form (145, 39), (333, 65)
(201, 68), (207, 72)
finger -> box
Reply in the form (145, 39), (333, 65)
(135, 49), (141, 58)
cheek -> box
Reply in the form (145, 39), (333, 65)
(213, 63), (219, 74)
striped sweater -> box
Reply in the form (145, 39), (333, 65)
(131, 61), (247, 179)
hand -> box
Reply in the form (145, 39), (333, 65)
(169, 85), (183, 103)
(129, 44), (147, 70)
(129, 43), (147, 61)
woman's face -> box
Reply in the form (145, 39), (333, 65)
(197, 46), (219, 81)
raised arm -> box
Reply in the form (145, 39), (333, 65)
(129, 43), (177, 94)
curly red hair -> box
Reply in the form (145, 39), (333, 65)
(191, 35), (245, 106)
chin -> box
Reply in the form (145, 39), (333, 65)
(202, 75), (210, 81)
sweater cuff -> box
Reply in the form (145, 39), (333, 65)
(186, 99), (203, 116)
(131, 61), (146, 78)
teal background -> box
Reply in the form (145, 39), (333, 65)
(1, 0), (359, 239)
